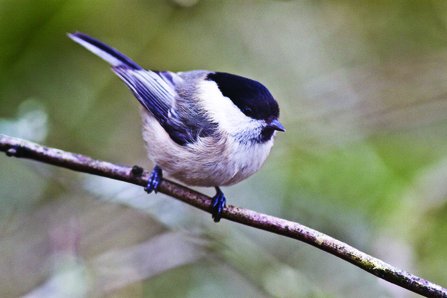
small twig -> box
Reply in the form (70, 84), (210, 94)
(0, 134), (446, 297)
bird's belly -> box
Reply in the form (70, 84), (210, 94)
(156, 140), (273, 187)
(141, 112), (274, 187)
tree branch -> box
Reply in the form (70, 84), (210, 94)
(1, 134), (445, 297)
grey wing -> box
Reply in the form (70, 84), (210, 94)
(68, 32), (206, 145)
(113, 66), (211, 145)
(113, 66), (173, 123)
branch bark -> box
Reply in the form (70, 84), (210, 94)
(1, 134), (446, 298)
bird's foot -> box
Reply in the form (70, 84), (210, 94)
(211, 187), (226, 222)
(144, 165), (162, 194)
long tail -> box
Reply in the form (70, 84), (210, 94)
(68, 32), (142, 70)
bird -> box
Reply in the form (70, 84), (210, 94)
(68, 32), (285, 222)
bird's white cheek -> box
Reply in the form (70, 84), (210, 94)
(197, 80), (255, 135)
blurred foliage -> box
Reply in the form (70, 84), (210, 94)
(1, 0), (447, 297)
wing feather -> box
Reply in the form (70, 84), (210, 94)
(112, 66), (173, 124)
(69, 32), (211, 146)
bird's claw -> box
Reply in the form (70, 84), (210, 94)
(211, 187), (226, 222)
(144, 165), (162, 194)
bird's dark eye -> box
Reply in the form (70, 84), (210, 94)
(242, 107), (252, 116)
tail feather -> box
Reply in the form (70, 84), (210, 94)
(68, 32), (142, 70)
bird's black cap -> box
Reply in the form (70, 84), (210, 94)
(206, 72), (280, 122)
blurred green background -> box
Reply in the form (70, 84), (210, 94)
(1, 0), (447, 297)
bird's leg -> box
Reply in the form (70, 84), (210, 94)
(144, 165), (162, 194)
(211, 187), (226, 222)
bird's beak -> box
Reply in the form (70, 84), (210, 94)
(268, 119), (285, 132)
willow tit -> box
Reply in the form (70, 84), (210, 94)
(68, 32), (284, 222)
